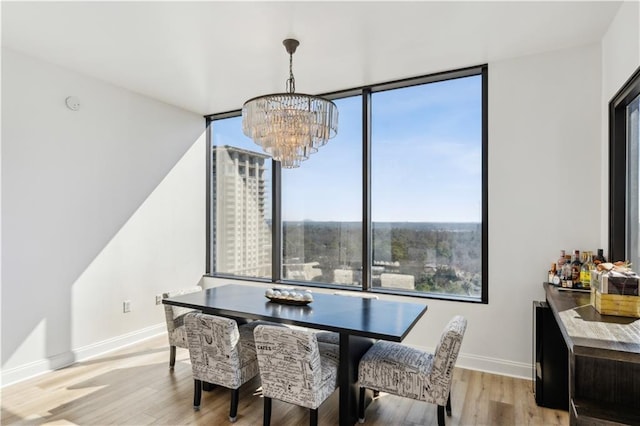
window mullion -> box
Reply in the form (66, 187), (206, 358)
(362, 88), (372, 291)
(205, 117), (213, 275)
(273, 161), (282, 283)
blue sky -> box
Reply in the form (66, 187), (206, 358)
(212, 75), (482, 222)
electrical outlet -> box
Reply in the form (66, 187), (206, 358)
(155, 294), (163, 305)
(123, 300), (131, 313)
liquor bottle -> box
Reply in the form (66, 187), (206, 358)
(594, 248), (606, 264)
(571, 250), (582, 287)
(580, 251), (594, 289)
(561, 255), (573, 287)
(548, 263), (557, 284)
(557, 250), (567, 269)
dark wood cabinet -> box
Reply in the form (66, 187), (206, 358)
(543, 283), (640, 425)
(533, 300), (569, 410)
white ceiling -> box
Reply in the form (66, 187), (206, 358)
(1, 1), (622, 116)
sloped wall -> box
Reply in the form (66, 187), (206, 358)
(1, 49), (206, 384)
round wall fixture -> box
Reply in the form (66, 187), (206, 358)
(65, 96), (80, 111)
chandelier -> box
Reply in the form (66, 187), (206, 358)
(242, 39), (338, 168)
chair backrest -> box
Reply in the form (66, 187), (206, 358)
(162, 286), (202, 333)
(253, 324), (323, 408)
(184, 312), (244, 389)
(428, 315), (467, 396)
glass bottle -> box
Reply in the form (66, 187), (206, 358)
(571, 250), (582, 287)
(557, 250), (567, 270)
(548, 263), (557, 283)
(561, 255), (573, 287)
(580, 251), (594, 289)
(594, 248), (606, 264)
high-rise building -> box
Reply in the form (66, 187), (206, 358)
(212, 145), (271, 277)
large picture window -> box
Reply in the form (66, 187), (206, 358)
(207, 65), (488, 303)
(208, 116), (272, 279)
(371, 77), (483, 298)
(282, 96), (363, 286)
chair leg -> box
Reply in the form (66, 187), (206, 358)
(437, 404), (445, 426)
(310, 408), (318, 426)
(263, 397), (272, 426)
(193, 379), (202, 410)
(169, 345), (176, 368)
(358, 387), (366, 423)
(229, 388), (239, 422)
(446, 392), (452, 416)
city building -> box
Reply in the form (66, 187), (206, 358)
(212, 145), (271, 277)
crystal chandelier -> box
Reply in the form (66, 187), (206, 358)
(242, 39), (338, 168)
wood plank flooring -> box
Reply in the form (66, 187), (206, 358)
(1, 334), (568, 425)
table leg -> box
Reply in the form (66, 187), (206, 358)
(338, 333), (374, 426)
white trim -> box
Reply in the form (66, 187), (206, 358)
(456, 352), (532, 380)
(1, 323), (166, 387)
(1, 358), (51, 388)
(405, 343), (533, 381)
(73, 323), (165, 362)
(2, 324), (534, 387)
(48, 350), (76, 370)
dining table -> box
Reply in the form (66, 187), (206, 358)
(163, 283), (428, 426)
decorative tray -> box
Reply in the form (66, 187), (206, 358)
(265, 288), (313, 305)
(265, 296), (311, 306)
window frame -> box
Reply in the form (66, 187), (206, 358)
(205, 64), (488, 304)
(609, 66), (640, 262)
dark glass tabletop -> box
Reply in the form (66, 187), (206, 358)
(163, 283), (428, 341)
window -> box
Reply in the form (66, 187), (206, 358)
(610, 67), (640, 264)
(371, 77), (483, 298)
(207, 65), (487, 303)
(208, 116), (272, 279)
(282, 96), (363, 286)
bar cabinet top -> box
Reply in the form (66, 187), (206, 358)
(543, 282), (640, 361)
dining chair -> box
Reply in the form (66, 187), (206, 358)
(315, 291), (379, 346)
(185, 312), (283, 422)
(357, 315), (467, 426)
(162, 286), (203, 368)
(253, 324), (340, 426)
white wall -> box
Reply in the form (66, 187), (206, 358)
(1, 49), (206, 384)
(483, 43), (601, 376)
(599, 1), (640, 246)
(602, 1), (640, 102)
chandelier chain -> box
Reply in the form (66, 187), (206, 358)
(286, 52), (296, 93)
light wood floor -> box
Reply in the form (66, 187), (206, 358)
(1, 334), (568, 425)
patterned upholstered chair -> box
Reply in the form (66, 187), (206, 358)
(315, 291), (379, 346)
(162, 286), (203, 368)
(253, 324), (340, 426)
(185, 313), (278, 422)
(357, 315), (467, 426)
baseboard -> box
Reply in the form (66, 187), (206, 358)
(48, 350), (76, 370)
(3, 323), (533, 387)
(456, 352), (532, 380)
(73, 323), (165, 362)
(2, 358), (51, 388)
(405, 343), (532, 381)
(1, 323), (166, 387)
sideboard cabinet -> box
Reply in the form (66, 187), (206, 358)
(542, 283), (640, 425)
